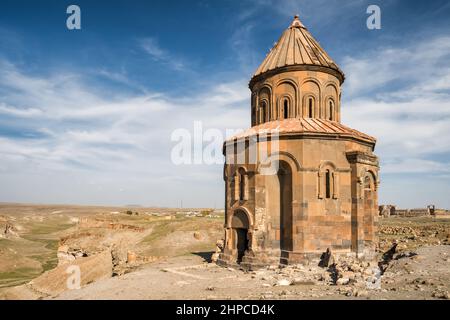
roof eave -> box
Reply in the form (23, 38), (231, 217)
(249, 64), (345, 89)
(223, 131), (376, 149)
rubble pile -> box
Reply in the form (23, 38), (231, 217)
(379, 223), (450, 252)
(244, 249), (382, 297)
(0, 217), (18, 239)
(211, 239), (224, 263)
(57, 245), (89, 265)
(243, 244), (450, 299)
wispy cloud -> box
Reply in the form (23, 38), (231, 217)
(138, 37), (186, 71)
(341, 34), (450, 206)
(343, 36), (450, 98)
(0, 1), (449, 209)
(229, 0), (370, 75)
(0, 57), (248, 206)
(239, 0), (368, 27)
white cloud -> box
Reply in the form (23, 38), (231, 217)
(341, 35), (450, 207)
(138, 37), (186, 71)
(0, 58), (249, 207)
(342, 36), (450, 97)
(1, 9), (449, 209)
(382, 158), (450, 174)
(0, 103), (43, 117)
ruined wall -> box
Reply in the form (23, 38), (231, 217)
(380, 206), (449, 217)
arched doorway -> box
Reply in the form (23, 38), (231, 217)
(231, 210), (250, 263)
(278, 161), (293, 252)
(264, 159), (294, 258)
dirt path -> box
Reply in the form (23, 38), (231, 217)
(53, 245), (450, 300)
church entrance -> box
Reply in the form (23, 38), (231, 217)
(235, 228), (248, 263)
(265, 160), (294, 260)
(231, 210), (250, 264)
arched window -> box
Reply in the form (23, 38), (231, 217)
(239, 168), (248, 201)
(364, 175), (372, 190)
(239, 171), (245, 201)
(318, 163), (338, 200)
(329, 100), (334, 121)
(283, 99), (289, 119)
(252, 107), (256, 125)
(325, 169), (331, 199)
(260, 101), (267, 123)
(308, 97), (313, 117)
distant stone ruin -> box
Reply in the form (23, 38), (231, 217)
(379, 205), (396, 218)
(378, 204), (449, 217)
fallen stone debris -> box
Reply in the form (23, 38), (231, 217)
(0, 216), (19, 239)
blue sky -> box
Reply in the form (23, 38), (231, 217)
(0, 0), (449, 208)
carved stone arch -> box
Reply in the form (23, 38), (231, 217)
(261, 82), (273, 90)
(318, 161), (338, 199)
(323, 82), (339, 103)
(255, 82), (273, 94)
(319, 160), (337, 171)
(323, 82), (339, 120)
(259, 98), (269, 124)
(357, 168), (378, 200)
(302, 93), (319, 118)
(257, 151), (301, 175)
(301, 78), (322, 118)
(300, 77), (323, 88)
(276, 79), (299, 103)
(358, 167), (377, 183)
(324, 95), (336, 121)
(364, 169), (378, 191)
(277, 93), (294, 119)
(226, 206), (254, 229)
(323, 81), (338, 96)
(276, 79), (297, 119)
(276, 79), (302, 117)
(258, 84), (273, 120)
(237, 165), (248, 174)
(237, 166), (249, 201)
(275, 77), (299, 89)
(258, 86), (272, 123)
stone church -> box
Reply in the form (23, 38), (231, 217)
(217, 15), (380, 268)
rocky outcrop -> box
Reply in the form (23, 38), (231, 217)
(0, 217), (18, 239)
(28, 250), (113, 297)
(211, 239), (224, 263)
(57, 245), (89, 266)
(78, 217), (144, 231)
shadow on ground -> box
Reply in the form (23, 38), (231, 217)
(191, 251), (214, 263)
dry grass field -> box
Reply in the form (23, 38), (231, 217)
(0, 203), (449, 300)
(0, 203), (222, 290)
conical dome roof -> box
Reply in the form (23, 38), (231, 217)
(252, 15), (344, 83)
